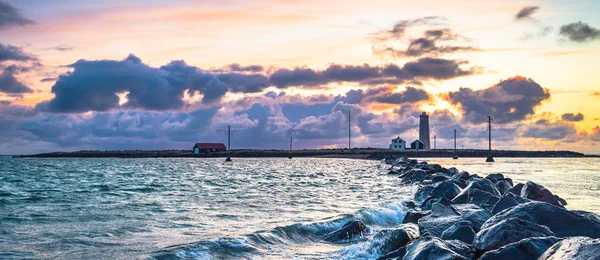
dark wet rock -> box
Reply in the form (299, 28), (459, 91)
(418, 202), (462, 237)
(403, 209), (431, 224)
(441, 221), (476, 244)
(506, 183), (524, 196)
(447, 167), (459, 175)
(400, 168), (429, 184)
(573, 210), (600, 225)
(377, 246), (406, 260)
(402, 201), (417, 209)
(323, 220), (368, 242)
(372, 224), (420, 256)
(491, 192), (529, 215)
(387, 170), (400, 175)
(451, 204), (493, 231)
(482, 201), (600, 238)
(467, 174), (483, 182)
(495, 179), (513, 195)
(420, 197), (452, 211)
(474, 217), (555, 252)
(452, 188), (500, 210)
(470, 178), (501, 196)
(420, 182), (462, 209)
(431, 173), (450, 183)
(403, 236), (474, 260)
(539, 236), (600, 260)
(480, 236), (562, 260)
(414, 185), (435, 205)
(485, 173), (504, 183)
(521, 181), (566, 207)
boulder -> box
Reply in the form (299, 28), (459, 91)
(403, 236), (474, 260)
(506, 183), (524, 196)
(474, 217), (555, 252)
(377, 246), (406, 260)
(431, 173), (450, 183)
(400, 168), (429, 184)
(485, 173), (504, 183)
(481, 202), (600, 238)
(323, 220), (368, 242)
(414, 185), (434, 205)
(402, 209), (430, 224)
(452, 188), (500, 210)
(447, 167), (459, 176)
(521, 181), (566, 207)
(441, 221), (476, 244)
(419, 197), (452, 211)
(495, 178), (513, 195)
(480, 236), (562, 260)
(491, 192), (530, 215)
(371, 224), (420, 256)
(539, 237), (600, 260)
(451, 204), (493, 231)
(573, 210), (600, 225)
(418, 202), (462, 237)
(420, 182), (462, 209)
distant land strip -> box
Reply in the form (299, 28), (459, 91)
(16, 149), (599, 159)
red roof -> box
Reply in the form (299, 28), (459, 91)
(194, 143), (227, 149)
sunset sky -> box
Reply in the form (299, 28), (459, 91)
(1, 0), (600, 154)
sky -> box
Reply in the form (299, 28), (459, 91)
(1, 0), (600, 154)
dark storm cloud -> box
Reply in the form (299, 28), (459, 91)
(522, 120), (577, 140)
(559, 21), (600, 42)
(0, 0), (33, 29)
(0, 65), (33, 95)
(374, 28), (479, 58)
(445, 76), (550, 124)
(226, 63), (264, 73)
(561, 113), (584, 122)
(0, 43), (35, 62)
(365, 86), (431, 104)
(40, 77), (57, 83)
(515, 6), (540, 20)
(0, 100), (10, 105)
(270, 58), (479, 88)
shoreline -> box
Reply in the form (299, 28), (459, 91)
(317, 156), (600, 259)
(16, 148), (598, 158)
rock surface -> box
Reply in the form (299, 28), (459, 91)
(521, 181), (566, 207)
(482, 202), (600, 238)
(474, 217), (555, 252)
(441, 221), (476, 244)
(403, 236), (474, 260)
(323, 220), (368, 242)
(539, 237), (600, 260)
(480, 236), (562, 260)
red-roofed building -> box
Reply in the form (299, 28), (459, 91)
(193, 143), (227, 153)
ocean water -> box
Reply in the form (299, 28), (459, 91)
(0, 157), (598, 259)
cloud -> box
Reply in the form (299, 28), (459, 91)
(592, 92), (600, 97)
(40, 77), (57, 83)
(376, 16), (445, 40)
(559, 21), (600, 42)
(445, 76), (550, 124)
(49, 45), (74, 52)
(225, 63), (263, 73)
(364, 86), (431, 104)
(374, 28), (479, 58)
(561, 112), (584, 122)
(0, 65), (33, 95)
(515, 6), (540, 20)
(270, 58), (479, 88)
(0, 43), (35, 62)
(521, 119), (577, 141)
(0, 0), (33, 29)
(0, 100), (10, 105)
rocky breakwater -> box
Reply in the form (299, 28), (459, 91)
(323, 157), (600, 259)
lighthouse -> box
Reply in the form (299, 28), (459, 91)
(419, 112), (431, 150)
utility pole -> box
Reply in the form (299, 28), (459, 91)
(288, 136), (293, 159)
(348, 110), (351, 149)
(225, 125), (232, 162)
(453, 129), (458, 159)
(486, 116), (494, 162)
(434, 135), (436, 150)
